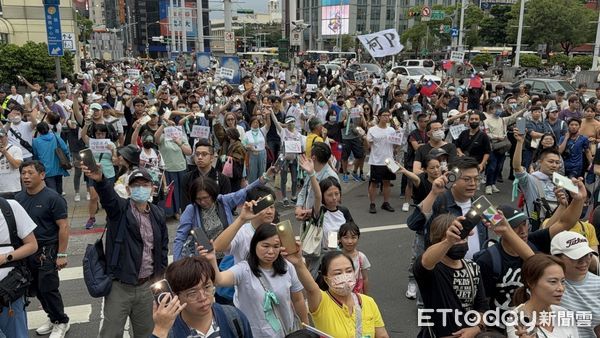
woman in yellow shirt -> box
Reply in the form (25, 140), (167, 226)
(284, 248), (389, 338)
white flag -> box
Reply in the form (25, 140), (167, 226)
(357, 29), (404, 58)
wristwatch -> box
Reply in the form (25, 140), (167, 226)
(6, 254), (13, 262)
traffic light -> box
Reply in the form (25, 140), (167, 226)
(408, 10), (420, 17)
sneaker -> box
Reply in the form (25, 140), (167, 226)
(74, 193), (81, 202)
(492, 185), (500, 193)
(86, 192), (91, 201)
(85, 217), (96, 230)
(342, 174), (349, 183)
(406, 281), (417, 300)
(61, 191), (66, 197)
(381, 202), (395, 212)
(36, 319), (53, 335)
(359, 174), (366, 181)
(402, 202), (410, 212)
(49, 322), (70, 338)
(290, 196), (297, 203)
(497, 177), (504, 183)
(369, 203), (376, 214)
(485, 185), (493, 195)
(282, 198), (289, 207)
(351, 172), (361, 182)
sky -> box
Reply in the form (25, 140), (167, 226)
(210, 0), (271, 19)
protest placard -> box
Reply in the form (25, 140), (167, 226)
(164, 126), (183, 141)
(284, 140), (302, 154)
(89, 138), (112, 153)
(449, 124), (468, 140)
(190, 125), (210, 139)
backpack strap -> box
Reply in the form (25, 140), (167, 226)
(220, 304), (243, 337)
(488, 243), (502, 280)
(0, 197), (24, 268)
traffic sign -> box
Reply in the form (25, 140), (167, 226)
(421, 6), (431, 22)
(481, 2), (491, 10)
(62, 32), (76, 51)
(224, 31), (235, 54)
(44, 1), (63, 56)
(451, 28), (459, 37)
(450, 51), (465, 63)
(431, 10), (445, 20)
(290, 31), (302, 46)
(224, 31), (235, 42)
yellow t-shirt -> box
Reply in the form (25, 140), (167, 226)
(570, 221), (599, 247)
(312, 290), (385, 338)
(305, 134), (324, 158)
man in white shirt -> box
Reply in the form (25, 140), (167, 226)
(55, 88), (73, 120)
(7, 85), (24, 105)
(367, 109), (397, 214)
(5, 105), (38, 161)
(0, 129), (22, 198)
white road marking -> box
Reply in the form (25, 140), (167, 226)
(59, 255), (175, 281)
(28, 304), (92, 329)
(361, 223), (407, 233)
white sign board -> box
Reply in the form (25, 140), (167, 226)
(449, 124), (468, 140)
(89, 138), (112, 153)
(219, 67), (235, 80)
(357, 29), (404, 58)
(127, 68), (140, 80)
(387, 130), (405, 145)
(450, 51), (465, 63)
(354, 71), (370, 82)
(306, 83), (317, 92)
(284, 140), (302, 154)
(190, 125), (210, 139)
(62, 32), (76, 51)
(290, 31), (302, 46)
(224, 31), (235, 54)
(164, 126), (183, 141)
(350, 108), (362, 118)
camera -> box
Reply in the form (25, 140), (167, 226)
(445, 167), (461, 189)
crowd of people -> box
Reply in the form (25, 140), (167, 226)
(0, 56), (599, 338)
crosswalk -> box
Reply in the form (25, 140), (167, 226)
(26, 224), (408, 335)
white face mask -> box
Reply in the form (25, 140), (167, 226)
(431, 130), (445, 141)
(327, 273), (356, 296)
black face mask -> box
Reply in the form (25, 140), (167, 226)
(469, 122), (480, 130)
(337, 101), (344, 106)
(143, 141), (154, 149)
(446, 243), (468, 260)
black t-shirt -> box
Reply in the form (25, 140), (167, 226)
(412, 172), (432, 205)
(405, 129), (428, 166)
(414, 256), (489, 337)
(325, 121), (344, 143)
(415, 143), (458, 167)
(16, 187), (68, 245)
(454, 130), (491, 163)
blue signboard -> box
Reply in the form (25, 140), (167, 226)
(196, 52), (211, 72)
(451, 28), (459, 38)
(220, 56), (240, 85)
(44, 1), (63, 56)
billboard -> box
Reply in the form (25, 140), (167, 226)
(321, 5), (349, 36)
(159, 0), (198, 37)
(321, 0), (350, 5)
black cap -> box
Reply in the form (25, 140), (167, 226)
(429, 148), (448, 158)
(118, 144), (140, 166)
(497, 205), (527, 228)
(128, 168), (152, 185)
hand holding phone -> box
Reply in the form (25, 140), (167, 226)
(516, 117), (526, 135)
(79, 148), (98, 172)
(552, 172), (579, 194)
(472, 196), (503, 226)
(150, 279), (173, 304)
(277, 220), (298, 254)
(384, 158), (400, 173)
(253, 195), (275, 214)
(190, 228), (213, 252)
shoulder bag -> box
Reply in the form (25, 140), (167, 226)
(53, 133), (72, 170)
(300, 208), (324, 257)
(491, 119), (511, 153)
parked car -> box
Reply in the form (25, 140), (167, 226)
(386, 66), (442, 85)
(398, 59), (435, 73)
(360, 63), (384, 78)
(507, 78), (576, 98)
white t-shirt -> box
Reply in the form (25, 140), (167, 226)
(367, 125), (395, 165)
(0, 145), (23, 193)
(227, 222), (255, 264)
(0, 200), (37, 281)
(243, 129), (266, 151)
(322, 208), (347, 248)
(506, 304), (580, 338)
(230, 260), (303, 337)
(8, 94), (24, 105)
(7, 121), (34, 158)
(56, 99), (74, 119)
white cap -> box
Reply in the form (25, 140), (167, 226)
(551, 231), (596, 260)
(448, 109), (460, 118)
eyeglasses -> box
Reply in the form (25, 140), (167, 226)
(195, 152), (212, 158)
(180, 285), (216, 301)
(459, 176), (481, 184)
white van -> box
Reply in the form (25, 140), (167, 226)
(398, 59), (435, 73)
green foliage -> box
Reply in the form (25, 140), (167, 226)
(548, 53), (570, 66)
(520, 54), (542, 68)
(76, 12), (93, 42)
(0, 42), (73, 85)
(507, 0), (596, 54)
(479, 5), (511, 46)
(233, 23), (282, 48)
(341, 35), (356, 52)
(470, 53), (494, 66)
(568, 55), (593, 70)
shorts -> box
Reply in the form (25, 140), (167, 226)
(369, 165), (396, 183)
(342, 137), (365, 161)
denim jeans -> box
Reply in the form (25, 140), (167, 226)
(408, 232), (425, 308)
(280, 159), (298, 199)
(486, 151), (506, 186)
(0, 296), (26, 337)
(44, 175), (64, 195)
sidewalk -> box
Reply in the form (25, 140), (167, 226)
(59, 169), (366, 255)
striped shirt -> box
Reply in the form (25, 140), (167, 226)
(561, 272), (600, 338)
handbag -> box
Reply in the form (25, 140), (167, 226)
(300, 209), (324, 257)
(222, 156), (234, 178)
(53, 134), (72, 170)
(82, 219), (127, 298)
(491, 138), (511, 153)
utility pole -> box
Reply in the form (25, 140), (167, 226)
(514, 0), (526, 67)
(392, 0), (400, 66)
(458, 0), (466, 51)
(224, 0), (232, 32)
(169, 0), (176, 52)
(181, 0), (187, 52)
(592, 8), (600, 70)
(196, 0), (204, 52)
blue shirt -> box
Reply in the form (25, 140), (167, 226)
(558, 134), (589, 170)
(32, 132), (70, 178)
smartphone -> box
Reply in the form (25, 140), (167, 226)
(445, 167), (461, 189)
(384, 158), (400, 173)
(459, 208), (482, 239)
(79, 148), (98, 171)
(472, 196), (503, 226)
(190, 228), (213, 252)
(276, 220), (298, 254)
(138, 115), (151, 125)
(327, 231), (338, 249)
(553, 172), (579, 194)
(150, 279), (173, 304)
(516, 117), (526, 135)
(275, 154), (286, 170)
(253, 194), (275, 214)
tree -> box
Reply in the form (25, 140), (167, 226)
(233, 23), (282, 48)
(520, 54), (542, 68)
(479, 5), (511, 46)
(76, 12), (93, 42)
(507, 0), (596, 54)
(568, 55), (593, 70)
(0, 42), (73, 85)
(341, 35), (356, 52)
(471, 53), (494, 66)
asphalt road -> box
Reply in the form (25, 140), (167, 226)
(26, 166), (518, 338)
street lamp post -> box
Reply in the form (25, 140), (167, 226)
(514, 0), (526, 67)
(592, 9), (600, 70)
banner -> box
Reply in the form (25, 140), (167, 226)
(357, 29), (404, 58)
(219, 56), (240, 85)
(196, 52), (212, 72)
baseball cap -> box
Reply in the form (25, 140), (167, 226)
(556, 89), (566, 95)
(547, 104), (559, 113)
(497, 205), (527, 228)
(89, 93), (103, 101)
(285, 116), (296, 124)
(448, 109), (460, 118)
(551, 231), (596, 259)
(89, 103), (103, 111)
(101, 103), (112, 110)
(118, 144), (141, 166)
(429, 148), (448, 158)
(128, 168), (153, 185)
